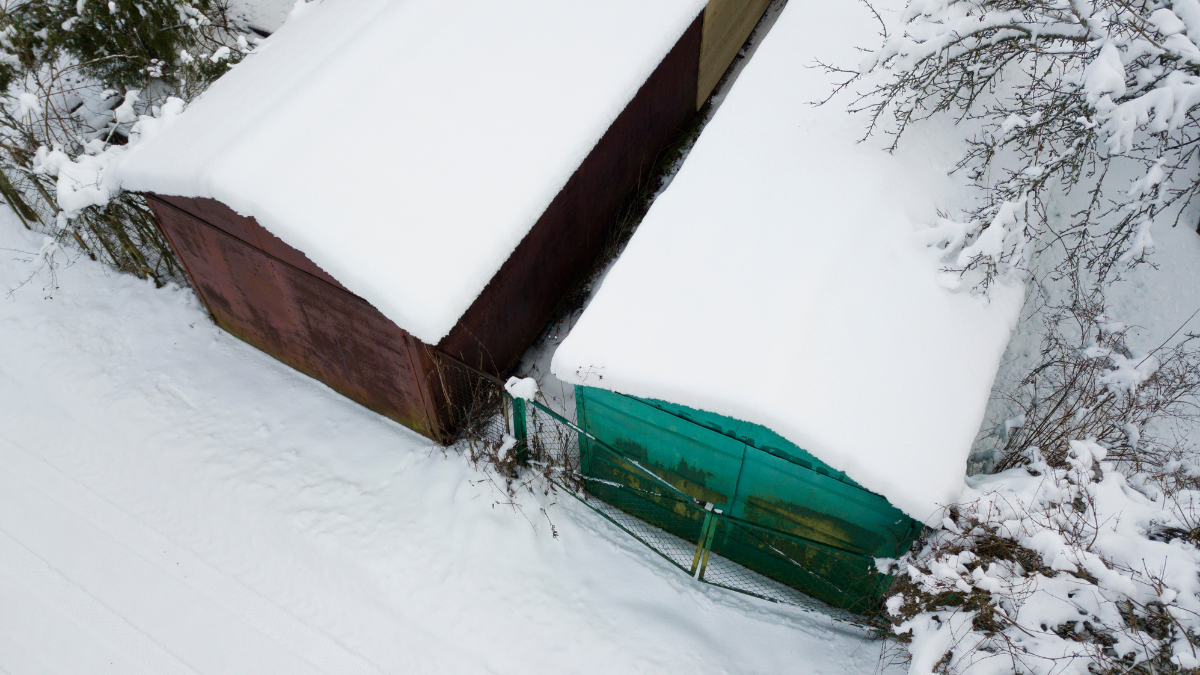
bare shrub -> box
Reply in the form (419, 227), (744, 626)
(982, 293), (1200, 474)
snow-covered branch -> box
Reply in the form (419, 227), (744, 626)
(846, 0), (1200, 291)
(884, 441), (1200, 674)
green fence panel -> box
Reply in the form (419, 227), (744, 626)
(731, 447), (916, 559)
(578, 387), (747, 507)
(575, 386), (920, 613)
(707, 517), (892, 613)
(637, 396), (856, 486)
(582, 442), (710, 548)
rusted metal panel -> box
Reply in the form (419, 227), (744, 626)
(155, 194), (348, 291)
(149, 197), (308, 359)
(146, 196), (434, 435)
(156, 195), (258, 248)
(438, 12), (704, 375)
(403, 334), (444, 441)
(274, 260), (433, 435)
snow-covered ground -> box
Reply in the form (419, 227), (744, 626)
(0, 208), (894, 673)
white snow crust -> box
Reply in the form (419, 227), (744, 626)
(114, 0), (706, 344)
(550, 0), (1024, 524)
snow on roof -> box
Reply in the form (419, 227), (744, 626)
(550, 0), (1023, 523)
(116, 0), (706, 344)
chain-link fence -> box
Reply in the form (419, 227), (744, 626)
(427, 353), (510, 447)
(576, 436), (819, 606)
(570, 421), (887, 613)
(434, 356), (885, 618)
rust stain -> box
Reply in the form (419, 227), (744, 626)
(742, 494), (885, 556)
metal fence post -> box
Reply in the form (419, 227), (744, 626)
(511, 396), (528, 465)
(690, 504), (716, 579)
(697, 512), (718, 580)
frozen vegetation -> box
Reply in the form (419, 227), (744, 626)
(838, 0), (1200, 672)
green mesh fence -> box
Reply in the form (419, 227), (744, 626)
(497, 396), (876, 615)
(434, 357), (882, 616)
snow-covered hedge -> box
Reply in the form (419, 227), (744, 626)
(840, 2), (1200, 673)
(0, 0), (252, 285)
(886, 441), (1200, 674)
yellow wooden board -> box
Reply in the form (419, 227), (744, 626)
(698, 0), (773, 109)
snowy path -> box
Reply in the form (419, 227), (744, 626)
(0, 433), (379, 675)
(0, 210), (892, 673)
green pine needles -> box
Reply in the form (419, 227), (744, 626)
(4, 0), (236, 91)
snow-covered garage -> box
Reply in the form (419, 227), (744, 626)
(550, 0), (1023, 611)
(115, 0), (772, 441)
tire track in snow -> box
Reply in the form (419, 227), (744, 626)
(0, 435), (387, 675)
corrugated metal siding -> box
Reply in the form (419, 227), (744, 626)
(147, 196), (437, 437)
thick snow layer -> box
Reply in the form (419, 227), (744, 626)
(0, 209), (892, 674)
(894, 442), (1200, 673)
(504, 376), (539, 401)
(551, 0), (1023, 524)
(230, 0), (295, 35)
(115, 0), (705, 344)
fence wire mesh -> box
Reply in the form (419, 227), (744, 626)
(435, 357), (880, 616)
(573, 434), (853, 609)
(428, 355), (509, 446)
(525, 402), (582, 490)
(581, 496), (701, 571)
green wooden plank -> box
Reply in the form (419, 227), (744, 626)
(511, 397), (528, 465)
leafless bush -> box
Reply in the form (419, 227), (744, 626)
(981, 292), (1200, 474)
(433, 359), (581, 535)
(880, 496), (1200, 674)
